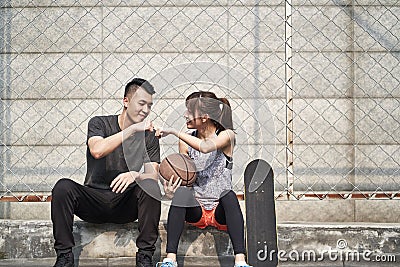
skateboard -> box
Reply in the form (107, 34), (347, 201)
(244, 159), (278, 267)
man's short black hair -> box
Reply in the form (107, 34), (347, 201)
(124, 78), (155, 97)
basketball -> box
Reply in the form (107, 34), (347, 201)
(159, 153), (197, 186)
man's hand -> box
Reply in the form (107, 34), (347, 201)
(134, 120), (154, 132)
(124, 121), (154, 138)
(162, 175), (182, 199)
(110, 171), (139, 193)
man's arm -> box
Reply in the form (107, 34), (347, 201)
(88, 120), (153, 159)
(139, 130), (160, 181)
(110, 130), (160, 193)
(88, 133), (124, 159)
(138, 162), (159, 181)
(110, 162), (159, 193)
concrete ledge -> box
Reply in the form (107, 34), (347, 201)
(1, 220), (399, 266)
(0, 219), (234, 260)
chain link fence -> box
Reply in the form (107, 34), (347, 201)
(0, 0), (399, 202)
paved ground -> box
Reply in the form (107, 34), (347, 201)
(0, 257), (398, 267)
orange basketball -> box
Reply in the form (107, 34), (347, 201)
(159, 153), (197, 186)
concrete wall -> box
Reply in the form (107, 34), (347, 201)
(0, 1), (399, 221)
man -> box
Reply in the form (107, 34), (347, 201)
(51, 78), (161, 267)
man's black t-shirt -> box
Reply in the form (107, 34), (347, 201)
(84, 115), (160, 190)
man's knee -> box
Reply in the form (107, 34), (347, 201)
(52, 178), (75, 198)
(137, 179), (162, 201)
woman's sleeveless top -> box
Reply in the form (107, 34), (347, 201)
(188, 131), (233, 210)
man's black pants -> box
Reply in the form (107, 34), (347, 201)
(51, 178), (161, 255)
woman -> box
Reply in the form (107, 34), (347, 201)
(156, 91), (252, 267)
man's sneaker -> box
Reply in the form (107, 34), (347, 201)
(156, 258), (178, 267)
(136, 251), (153, 267)
(53, 251), (74, 267)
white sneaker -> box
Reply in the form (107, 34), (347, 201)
(156, 258), (178, 267)
(234, 262), (252, 267)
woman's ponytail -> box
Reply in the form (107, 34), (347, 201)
(217, 97), (234, 131)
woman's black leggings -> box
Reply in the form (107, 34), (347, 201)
(166, 188), (245, 255)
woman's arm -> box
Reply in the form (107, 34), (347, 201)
(160, 128), (235, 154)
(179, 139), (189, 155)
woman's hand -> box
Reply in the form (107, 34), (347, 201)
(162, 175), (182, 199)
(110, 171), (139, 193)
(155, 127), (177, 138)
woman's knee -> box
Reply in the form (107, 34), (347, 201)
(219, 190), (237, 203)
(171, 187), (198, 207)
